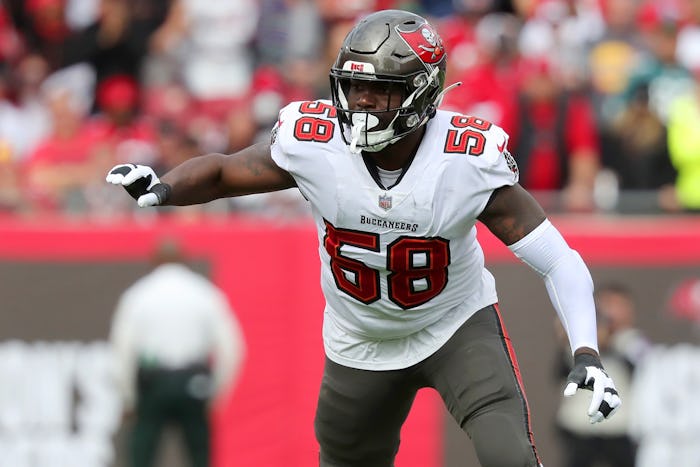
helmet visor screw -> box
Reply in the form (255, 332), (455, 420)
(413, 73), (428, 88)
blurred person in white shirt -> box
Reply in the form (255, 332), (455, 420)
(109, 237), (246, 467)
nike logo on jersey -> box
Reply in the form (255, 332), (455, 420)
(497, 138), (507, 153)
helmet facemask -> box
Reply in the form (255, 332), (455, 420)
(330, 64), (443, 153)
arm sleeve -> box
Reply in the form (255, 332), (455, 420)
(508, 219), (599, 354)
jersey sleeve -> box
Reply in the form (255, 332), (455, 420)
(268, 101), (317, 201)
(269, 101), (301, 173)
(470, 123), (520, 213)
(477, 124), (519, 185)
(268, 100), (339, 207)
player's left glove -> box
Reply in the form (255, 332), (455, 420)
(106, 164), (171, 207)
(564, 352), (621, 424)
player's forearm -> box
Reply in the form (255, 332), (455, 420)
(508, 219), (599, 354)
(160, 143), (296, 205)
(160, 153), (231, 206)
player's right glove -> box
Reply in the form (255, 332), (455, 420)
(564, 352), (622, 424)
(106, 164), (171, 207)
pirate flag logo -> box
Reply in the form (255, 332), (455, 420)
(396, 23), (445, 65)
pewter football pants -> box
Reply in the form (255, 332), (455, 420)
(315, 304), (542, 467)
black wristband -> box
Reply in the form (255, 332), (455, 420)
(573, 352), (602, 369)
(151, 183), (172, 205)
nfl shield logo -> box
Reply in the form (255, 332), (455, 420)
(378, 193), (392, 211)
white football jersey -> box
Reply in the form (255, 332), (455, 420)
(270, 100), (519, 370)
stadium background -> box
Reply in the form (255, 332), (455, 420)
(1, 0), (700, 465)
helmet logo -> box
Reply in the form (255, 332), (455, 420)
(397, 24), (445, 64)
(342, 61), (376, 74)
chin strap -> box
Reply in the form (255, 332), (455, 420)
(349, 122), (363, 154)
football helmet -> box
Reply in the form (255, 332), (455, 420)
(330, 10), (451, 153)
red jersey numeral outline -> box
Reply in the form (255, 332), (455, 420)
(293, 101), (337, 143)
(323, 220), (451, 309)
(444, 115), (493, 156)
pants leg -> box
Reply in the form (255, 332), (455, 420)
(423, 305), (542, 467)
(172, 375), (210, 467)
(601, 436), (637, 467)
(131, 366), (212, 467)
(130, 413), (164, 467)
(559, 431), (636, 467)
(314, 358), (419, 467)
(558, 430), (594, 467)
(130, 373), (167, 467)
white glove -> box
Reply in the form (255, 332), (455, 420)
(564, 352), (622, 424)
(106, 164), (171, 207)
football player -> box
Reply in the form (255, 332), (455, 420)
(107, 10), (621, 467)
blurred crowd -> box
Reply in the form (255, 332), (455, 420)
(0, 0), (699, 219)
